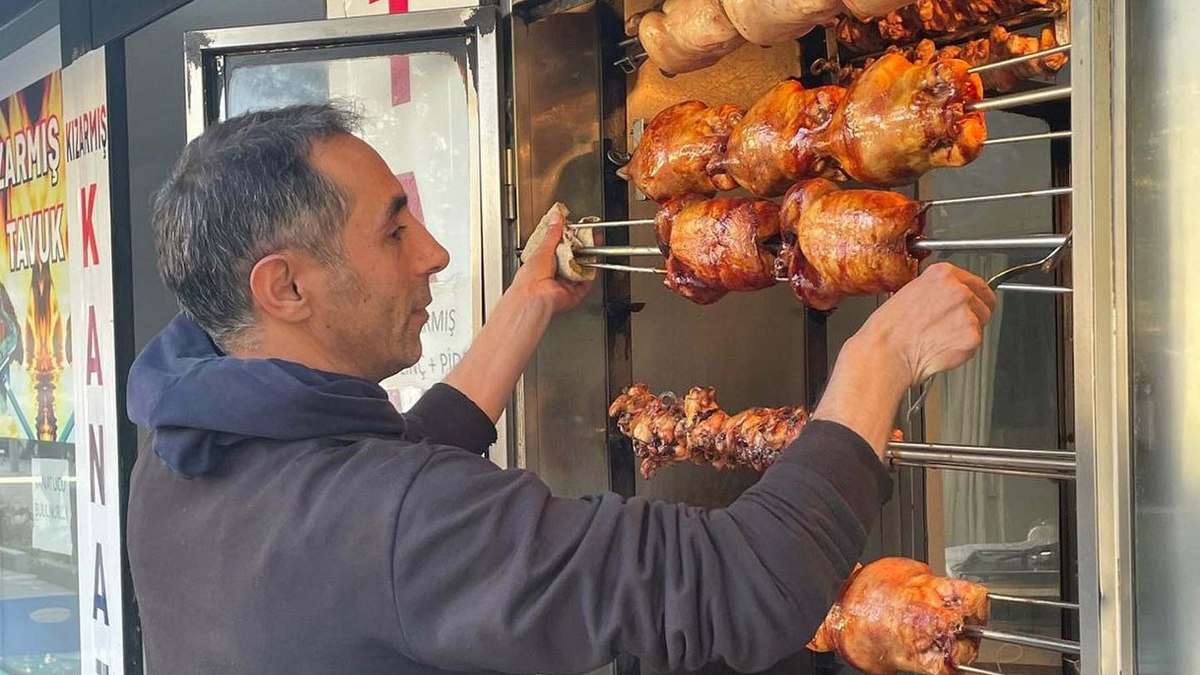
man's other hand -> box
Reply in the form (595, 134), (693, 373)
(858, 262), (996, 386)
(511, 209), (593, 315)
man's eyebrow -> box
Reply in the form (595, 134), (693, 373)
(384, 194), (409, 224)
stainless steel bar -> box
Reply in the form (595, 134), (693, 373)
(963, 627), (1082, 656)
(912, 234), (1069, 251)
(926, 186), (1073, 208)
(577, 235), (1071, 256)
(988, 593), (1080, 611)
(889, 460), (1075, 481)
(887, 448), (1077, 472)
(889, 441), (1073, 461)
(956, 666), (1005, 675)
(968, 84), (1072, 112)
(984, 129), (1072, 146)
(968, 43), (1072, 74)
(581, 262), (665, 274)
(996, 282), (1074, 295)
(576, 245), (661, 256)
(568, 219), (654, 230)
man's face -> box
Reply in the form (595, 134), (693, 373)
(307, 134), (449, 381)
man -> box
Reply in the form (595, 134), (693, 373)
(127, 102), (994, 674)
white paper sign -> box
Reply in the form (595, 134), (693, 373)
(31, 456), (73, 555)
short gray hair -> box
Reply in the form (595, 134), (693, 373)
(152, 101), (363, 348)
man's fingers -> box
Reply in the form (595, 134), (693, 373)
(954, 268), (996, 311)
(966, 294), (992, 327)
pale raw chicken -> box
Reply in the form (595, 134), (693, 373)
(717, 0), (843, 46)
(841, 0), (919, 19)
(808, 557), (991, 675)
(626, 0), (746, 75)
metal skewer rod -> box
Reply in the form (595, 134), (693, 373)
(963, 627), (1081, 655)
(983, 129), (1072, 146)
(967, 43), (1071, 74)
(575, 233), (1071, 258)
(885, 448), (1076, 473)
(889, 441), (1072, 461)
(956, 666), (1005, 675)
(997, 282), (1073, 295)
(968, 84), (1072, 112)
(925, 186), (1072, 208)
(889, 460), (1075, 481)
(571, 189), (1071, 233)
(987, 593), (1080, 611)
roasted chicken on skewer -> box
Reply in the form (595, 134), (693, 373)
(839, 0), (1059, 52)
(824, 52), (986, 186)
(808, 557), (990, 675)
(621, 54), (986, 202)
(660, 196), (781, 305)
(608, 384), (809, 477)
(616, 101), (744, 203)
(609, 384), (901, 477)
(723, 80), (846, 197)
(837, 26), (1068, 93)
(779, 178), (929, 311)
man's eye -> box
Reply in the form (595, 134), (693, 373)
(390, 226), (406, 240)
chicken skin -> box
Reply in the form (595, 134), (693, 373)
(779, 178), (929, 311)
(618, 101), (744, 203)
(824, 52), (986, 187)
(808, 557), (990, 675)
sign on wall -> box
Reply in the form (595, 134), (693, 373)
(64, 47), (124, 675)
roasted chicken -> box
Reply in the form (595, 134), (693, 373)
(808, 557), (990, 675)
(625, 0), (746, 76)
(617, 101), (744, 203)
(608, 384), (809, 477)
(824, 52), (986, 186)
(662, 197), (781, 305)
(779, 178), (929, 311)
(837, 0), (1062, 53)
(839, 26), (1068, 92)
(724, 80), (846, 197)
(623, 57), (986, 201)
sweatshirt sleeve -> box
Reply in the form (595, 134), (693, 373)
(390, 420), (892, 674)
(402, 383), (497, 456)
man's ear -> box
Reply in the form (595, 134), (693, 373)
(248, 252), (313, 324)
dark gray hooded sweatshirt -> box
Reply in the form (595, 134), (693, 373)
(126, 313), (892, 675)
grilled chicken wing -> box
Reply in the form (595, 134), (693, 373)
(625, 0), (746, 76)
(780, 178), (928, 311)
(724, 80), (846, 197)
(808, 557), (990, 675)
(663, 197), (781, 305)
(609, 385), (808, 477)
(825, 52), (986, 186)
(618, 101), (744, 203)
(837, 0), (1059, 52)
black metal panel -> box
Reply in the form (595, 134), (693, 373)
(103, 38), (145, 675)
(62, 0), (192, 65)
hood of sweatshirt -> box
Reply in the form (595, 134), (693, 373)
(127, 314), (407, 478)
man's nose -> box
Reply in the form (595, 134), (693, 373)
(422, 228), (450, 276)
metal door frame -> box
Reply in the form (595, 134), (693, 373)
(1072, 0), (1136, 672)
(180, 7), (512, 467)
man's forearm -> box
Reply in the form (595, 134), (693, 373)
(811, 331), (911, 461)
(442, 289), (552, 423)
